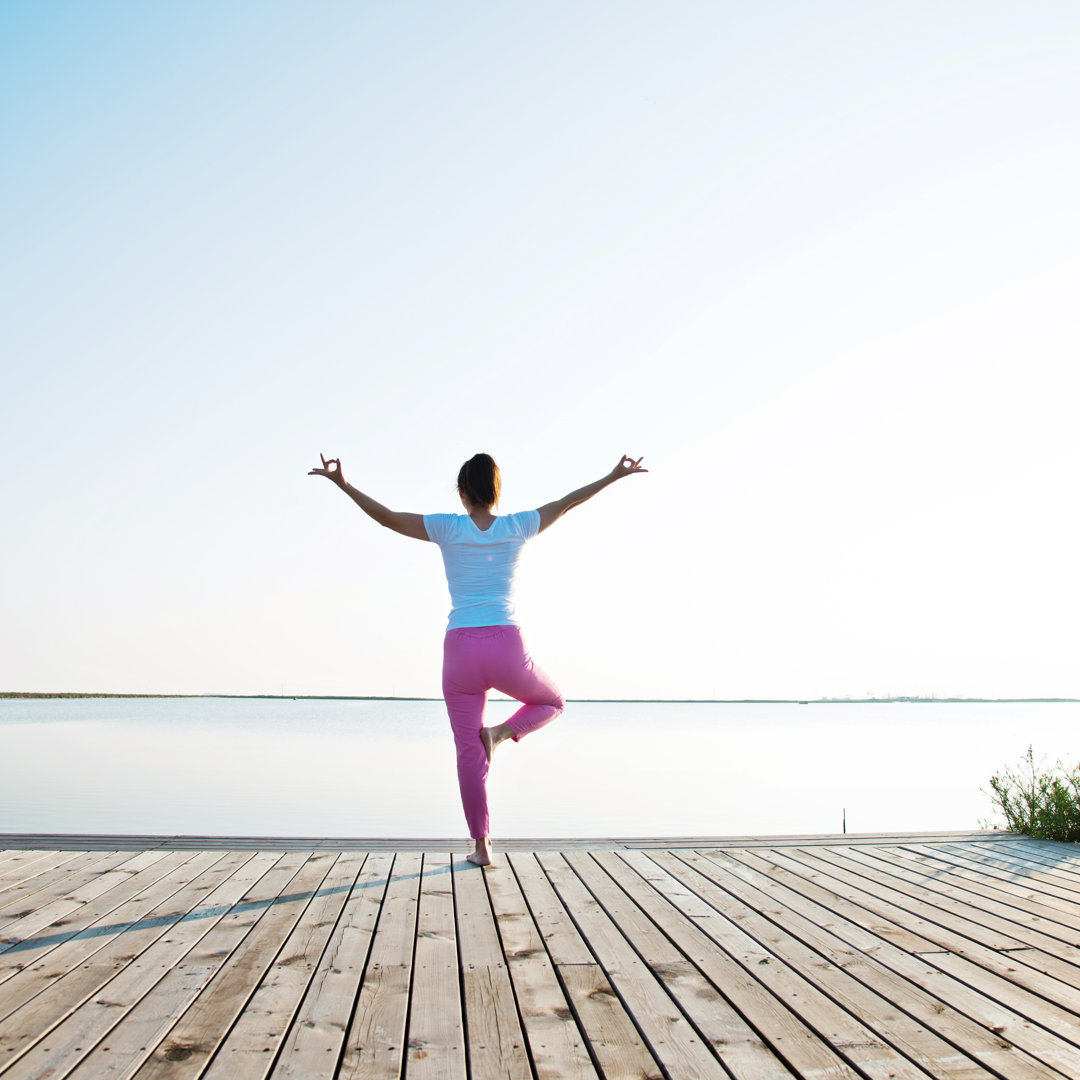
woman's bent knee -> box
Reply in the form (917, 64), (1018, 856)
(544, 686), (565, 714)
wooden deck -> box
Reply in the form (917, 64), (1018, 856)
(0, 832), (1078, 1078)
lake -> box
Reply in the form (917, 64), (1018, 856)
(1, 698), (1075, 838)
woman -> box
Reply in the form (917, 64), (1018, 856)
(309, 451), (647, 865)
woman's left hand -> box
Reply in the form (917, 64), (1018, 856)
(308, 453), (346, 488)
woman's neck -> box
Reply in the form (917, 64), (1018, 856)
(469, 507), (496, 529)
(461, 497), (496, 530)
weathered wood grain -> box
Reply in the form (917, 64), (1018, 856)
(484, 855), (597, 1080)
(271, 852), (392, 1079)
(0, 836), (1074, 1080)
(336, 852), (421, 1080)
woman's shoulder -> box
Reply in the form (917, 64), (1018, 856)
(423, 512), (469, 543)
(426, 511), (539, 543)
(500, 509), (541, 538)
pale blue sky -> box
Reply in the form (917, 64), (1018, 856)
(2, 1), (1077, 698)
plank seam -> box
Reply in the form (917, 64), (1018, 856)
(451, 857), (474, 1080)
(0, 850), (266, 1077)
(195, 850), (356, 1080)
(854, 846), (1080, 943)
(569, 851), (737, 1077)
(686, 847), (1045, 1080)
(505, 854), (607, 1080)
(537, 851), (707, 1080)
(477, 862), (538, 1080)
(661, 849), (922, 1080)
(332, 851), (411, 1080)
(768, 847), (1080, 1054)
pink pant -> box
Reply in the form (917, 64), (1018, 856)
(442, 625), (564, 839)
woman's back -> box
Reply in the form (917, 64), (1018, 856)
(424, 510), (540, 630)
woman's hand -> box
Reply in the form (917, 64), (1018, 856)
(609, 454), (647, 480)
(308, 453), (347, 488)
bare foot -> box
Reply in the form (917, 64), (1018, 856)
(467, 839), (493, 867)
(480, 723), (512, 765)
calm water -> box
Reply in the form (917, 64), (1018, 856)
(1, 698), (1076, 838)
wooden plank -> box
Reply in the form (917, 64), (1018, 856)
(537, 851), (730, 1079)
(1005, 838), (1080, 875)
(762, 846), (1080, 1002)
(136, 851), (364, 1079)
(505, 854), (593, 966)
(883, 844), (1080, 930)
(923, 949), (1080, 1070)
(0, 851), (137, 930)
(0, 852), (237, 1035)
(452, 858), (530, 1080)
(453, 861), (508, 968)
(0, 831), (1015, 854)
(556, 962), (664, 1080)
(616, 850), (865, 1080)
(933, 838), (1080, 885)
(825, 845), (1080, 958)
(0, 851), (286, 1079)
(64, 851), (334, 1080)
(685, 847), (1064, 1080)
(509, 854), (664, 1080)
(931, 842), (1080, 902)
(0, 852), (84, 897)
(752, 845), (1014, 955)
(784, 846), (1028, 951)
(561, 854), (683, 966)
(777, 842), (1080, 1002)
(0, 851), (173, 966)
(402, 853), (464, 1079)
(196, 852), (363, 1080)
(270, 852), (393, 1079)
(727, 848), (1080, 1072)
(645, 850), (934, 1080)
(483, 855), (597, 1080)
(337, 851), (422, 1080)
(873, 843), (1080, 928)
(0, 849), (90, 890)
(0, 853), (52, 877)
(942, 837), (1080, 884)
(0, 850), (134, 911)
(634, 831), (1005, 849)
(582, 851), (799, 1080)
(1, 837), (1077, 1080)
(0, 850), (203, 996)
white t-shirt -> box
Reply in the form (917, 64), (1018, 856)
(423, 510), (541, 630)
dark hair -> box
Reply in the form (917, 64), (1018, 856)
(457, 453), (501, 508)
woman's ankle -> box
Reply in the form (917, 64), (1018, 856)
(468, 836), (493, 866)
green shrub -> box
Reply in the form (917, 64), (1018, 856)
(985, 746), (1080, 842)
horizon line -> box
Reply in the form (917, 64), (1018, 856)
(2, 692), (1077, 704)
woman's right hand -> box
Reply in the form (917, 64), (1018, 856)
(609, 454), (647, 480)
(308, 453), (346, 488)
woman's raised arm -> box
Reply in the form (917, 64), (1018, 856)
(309, 454), (430, 541)
(535, 455), (646, 533)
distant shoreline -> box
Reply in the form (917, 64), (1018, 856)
(2, 692), (1077, 704)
